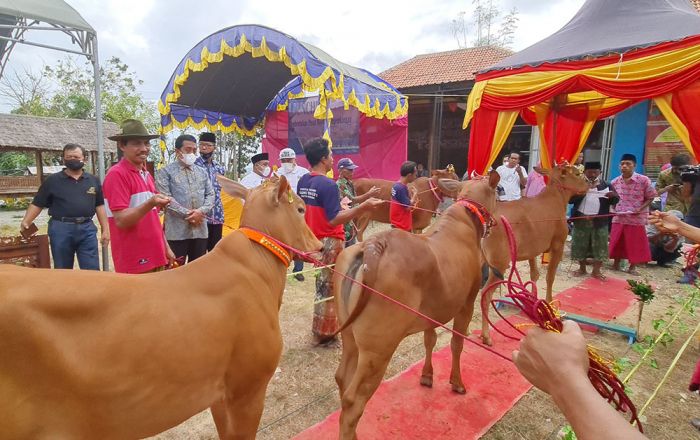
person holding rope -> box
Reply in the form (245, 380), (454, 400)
(390, 161), (418, 231)
(570, 161), (619, 280)
(514, 320), (648, 439)
(335, 157), (379, 246)
(297, 138), (383, 346)
(609, 154), (656, 275)
(649, 209), (700, 431)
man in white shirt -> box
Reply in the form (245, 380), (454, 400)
(276, 148), (309, 193)
(496, 152), (528, 201)
(239, 153), (270, 189)
(276, 148), (310, 281)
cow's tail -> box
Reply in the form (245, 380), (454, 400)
(335, 241), (383, 334)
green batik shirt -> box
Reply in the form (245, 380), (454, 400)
(337, 177), (356, 241)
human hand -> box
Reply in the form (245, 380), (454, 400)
(150, 194), (171, 209)
(604, 191), (616, 198)
(512, 320), (589, 396)
(186, 209), (205, 226)
(649, 210), (682, 233)
(368, 186), (381, 197)
(165, 246), (177, 266)
(360, 197), (385, 211)
(100, 229), (110, 246)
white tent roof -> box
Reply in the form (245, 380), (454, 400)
(0, 0), (94, 33)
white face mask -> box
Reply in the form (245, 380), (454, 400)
(281, 162), (295, 173)
(260, 166), (271, 177)
(181, 153), (197, 166)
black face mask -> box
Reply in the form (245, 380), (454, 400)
(64, 160), (84, 171)
(201, 152), (213, 160)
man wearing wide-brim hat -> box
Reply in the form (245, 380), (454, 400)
(103, 119), (176, 273)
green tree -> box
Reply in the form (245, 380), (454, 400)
(1, 56), (157, 127)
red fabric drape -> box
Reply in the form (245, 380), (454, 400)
(543, 106), (590, 165)
(671, 81), (700, 156)
(467, 107), (499, 174)
(479, 65), (700, 111)
(478, 35), (700, 82)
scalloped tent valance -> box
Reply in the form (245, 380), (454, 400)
(159, 24), (408, 137)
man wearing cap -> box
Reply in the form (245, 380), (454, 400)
(609, 154), (656, 275)
(240, 152), (270, 189)
(570, 161), (619, 280)
(277, 148), (309, 193)
(336, 157), (380, 245)
(195, 132), (226, 251)
(103, 119), (175, 274)
(277, 147), (310, 280)
(297, 138), (383, 346)
(20, 143), (109, 270)
(156, 134), (214, 264)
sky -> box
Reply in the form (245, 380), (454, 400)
(0, 0), (585, 109)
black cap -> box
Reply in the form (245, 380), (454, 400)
(199, 132), (216, 144)
(621, 153), (637, 163)
(584, 161), (602, 170)
(251, 152), (269, 164)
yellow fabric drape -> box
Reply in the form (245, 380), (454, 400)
(653, 94), (695, 159)
(480, 110), (519, 174)
(465, 42), (700, 127)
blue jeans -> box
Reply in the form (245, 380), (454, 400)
(48, 219), (99, 270)
(293, 258), (304, 273)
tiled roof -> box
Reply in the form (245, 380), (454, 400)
(379, 46), (513, 89)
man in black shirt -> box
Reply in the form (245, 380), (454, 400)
(20, 143), (109, 270)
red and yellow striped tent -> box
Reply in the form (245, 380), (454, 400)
(463, 0), (700, 174)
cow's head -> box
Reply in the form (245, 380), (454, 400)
(431, 164), (459, 181)
(217, 175), (323, 255)
(536, 163), (589, 196)
(437, 170), (500, 214)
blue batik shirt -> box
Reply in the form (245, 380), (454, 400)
(195, 156), (225, 224)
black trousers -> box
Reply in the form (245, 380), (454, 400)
(168, 239), (208, 264)
(207, 224), (223, 251)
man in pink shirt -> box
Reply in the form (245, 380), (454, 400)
(609, 154), (657, 275)
(103, 119), (175, 273)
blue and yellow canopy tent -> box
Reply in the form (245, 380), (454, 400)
(158, 24), (408, 232)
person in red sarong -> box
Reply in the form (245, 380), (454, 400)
(609, 154), (656, 275)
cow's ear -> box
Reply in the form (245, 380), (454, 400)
(217, 175), (249, 200)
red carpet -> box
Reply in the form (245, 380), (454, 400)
(293, 277), (636, 440)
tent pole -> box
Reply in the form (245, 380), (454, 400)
(91, 34), (110, 272)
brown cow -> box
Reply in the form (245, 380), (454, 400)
(352, 167), (460, 240)
(479, 164), (589, 346)
(0, 175), (321, 440)
(333, 172), (499, 439)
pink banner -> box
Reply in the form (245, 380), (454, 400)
(263, 111), (407, 180)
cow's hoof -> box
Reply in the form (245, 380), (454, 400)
(481, 335), (493, 347)
(420, 375), (433, 388)
(451, 384), (467, 394)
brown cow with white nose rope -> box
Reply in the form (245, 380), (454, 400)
(0, 175), (321, 440)
(332, 172), (499, 439)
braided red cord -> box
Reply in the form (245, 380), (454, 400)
(481, 216), (643, 432)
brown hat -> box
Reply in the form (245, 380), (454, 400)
(108, 119), (159, 141)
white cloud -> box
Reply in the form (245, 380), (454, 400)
(0, 0), (584, 110)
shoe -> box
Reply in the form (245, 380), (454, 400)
(294, 273), (305, 282)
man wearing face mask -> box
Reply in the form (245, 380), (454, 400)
(20, 143), (109, 270)
(155, 134), (214, 263)
(277, 148), (309, 193)
(276, 147), (310, 280)
(194, 132), (226, 251)
(240, 152), (271, 189)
